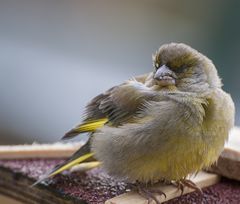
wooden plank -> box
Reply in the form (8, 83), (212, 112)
(0, 194), (23, 204)
(208, 127), (240, 180)
(105, 171), (220, 204)
(0, 142), (82, 159)
(224, 127), (240, 155)
(0, 166), (82, 204)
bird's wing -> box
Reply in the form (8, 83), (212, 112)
(82, 72), (151, 123)
(63, 77), (155, 139)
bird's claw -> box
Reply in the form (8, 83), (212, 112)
(174, 179), (203, 195)
(130, 182), (166, 204)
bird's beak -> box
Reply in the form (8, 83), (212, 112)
(154, 65), (176, 86)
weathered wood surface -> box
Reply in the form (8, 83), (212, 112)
(106, 171), (220, 204)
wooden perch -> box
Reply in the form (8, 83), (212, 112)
(0, 142), (82, 159)
(208, 127), (240, 181)
(106, 171), (220, 204)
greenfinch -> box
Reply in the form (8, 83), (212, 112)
(35, 43), (235, 203)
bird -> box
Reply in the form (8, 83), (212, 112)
(34, 43), (235, 203)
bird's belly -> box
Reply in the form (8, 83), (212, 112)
(123, 139), (205, 182)
(109, 133), (222, 183)
(92, 123), (226, 183)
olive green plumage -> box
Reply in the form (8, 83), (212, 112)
(36, 43), (235, 186)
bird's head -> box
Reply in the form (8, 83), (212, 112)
(151, 43), (221, 93)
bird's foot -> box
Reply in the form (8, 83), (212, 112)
(130, 182), (166, 204)
(173, 179), (203, 195)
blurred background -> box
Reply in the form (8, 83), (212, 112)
(0, 0), (239, 144)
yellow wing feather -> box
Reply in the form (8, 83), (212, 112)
(62, 118), (108, 139)
(75, 118), (108, 132)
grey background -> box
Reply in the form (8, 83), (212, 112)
(0, 0), (239, 144)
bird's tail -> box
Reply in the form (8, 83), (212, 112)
(32, 118), (108, 186)
(32, 139), (94, 186)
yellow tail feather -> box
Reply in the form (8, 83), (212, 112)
(63, 118), (108, 139)
(49, 152), (94, 177)
(75, 118), (108, 132)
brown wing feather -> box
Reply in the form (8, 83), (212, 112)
(64, 73), (155, 139)
(82, 73), (151, 123)
(84, 80), (155, 126)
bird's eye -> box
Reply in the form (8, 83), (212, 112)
(155, 63), (160, 69)
(171, 65), (188, 73)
